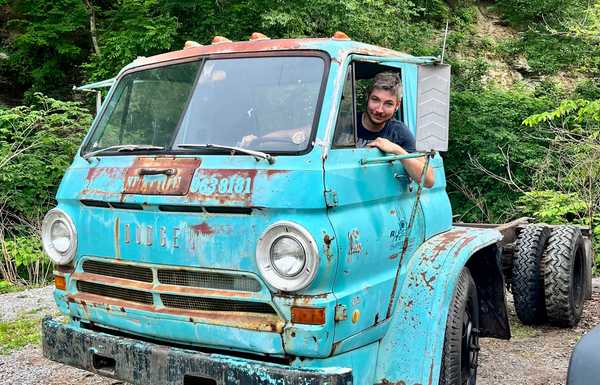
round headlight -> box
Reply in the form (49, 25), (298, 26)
(270, 236), (306, 277)
(42, 208), (77, 265)
(256, 221), (319, 292)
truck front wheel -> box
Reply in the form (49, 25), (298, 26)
(440, 267), (479, 385)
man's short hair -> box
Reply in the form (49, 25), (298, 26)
(367, 71), (402, 101)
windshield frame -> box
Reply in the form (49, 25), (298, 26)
(80, 50), (331, 158)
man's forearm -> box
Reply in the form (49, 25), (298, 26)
(401, 157), (434, 188)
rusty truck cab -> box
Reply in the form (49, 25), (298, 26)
(41, 35), (508, 385)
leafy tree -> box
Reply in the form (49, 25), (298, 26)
(0, 93), (91, 219)
(446, 87), (553, 222)
(0, 0), (89, 99)
(83, 0), (178, 81)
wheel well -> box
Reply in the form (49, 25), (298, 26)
(466, 244), (511, 339)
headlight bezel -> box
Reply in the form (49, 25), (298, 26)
(256, 221), (319, 292)
(42, 208), (77, 265)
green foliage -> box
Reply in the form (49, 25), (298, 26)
(0, 280), (27, 294)
(0, 317), (41, 354)
(83, 0), (179, 82)
(446, 86), (553, 222)
(449, 58), (490, 92)
(519, 190), (600, 263)
(3, 236), (45, 270)
(518, 190), (588, 223)
(0, 0), (89, 98)
(494, 0), (587, 26)
(523, 98), (600, 126)
(492, 0), (600, 77)
(0, 93), (91, 218)
(260, 0), (417, 46)
(522, 94), (600, 264)
(0, 234), (52, 287)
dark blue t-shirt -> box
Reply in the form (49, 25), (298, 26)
(356, 112), (416, 153)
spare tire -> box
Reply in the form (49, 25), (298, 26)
(543, 226), (586, 327)
(512, 224), (550, 325)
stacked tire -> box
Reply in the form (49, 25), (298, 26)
(512, 224), (590, 327)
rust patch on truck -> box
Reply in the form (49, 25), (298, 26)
(123, 157), (200, 195)
(68, 292), (283, 332)
(188, 169), (257, 205)
(192, 222), (215, 236)
(86, 167), (125, 182)
(428, 229), (467, 261)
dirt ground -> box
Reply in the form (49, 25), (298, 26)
(478, 278), (600, 385)
(0, 279), (598, 385)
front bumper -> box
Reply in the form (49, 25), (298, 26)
(42, 317), (352, 385)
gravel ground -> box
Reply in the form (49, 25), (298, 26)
(0, 286), (58, 322)
(0, 280), (598, 385)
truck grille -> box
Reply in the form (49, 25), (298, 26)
(157, 269), (261, 292)
(77, 281), (153, 304)
(160, 294), (276, 313)
(75, 259), (278, 320)
(82, 259), (261, 292)
(82, 260), (153, 282)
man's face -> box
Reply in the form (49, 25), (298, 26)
(366, 88), (400, 127)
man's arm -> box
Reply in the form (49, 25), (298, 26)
(367, 137), (435, 188)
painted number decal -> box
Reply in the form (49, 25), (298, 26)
(198, 175), (252, 195)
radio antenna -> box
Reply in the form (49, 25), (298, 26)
(441, 20), (449, 64)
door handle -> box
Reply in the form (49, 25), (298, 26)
(138, 168), (176, 176)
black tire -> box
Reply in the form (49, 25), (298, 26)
(440, 267), (479, 385)
(543, 226), (586, 327)
(512, 224), (550, 325)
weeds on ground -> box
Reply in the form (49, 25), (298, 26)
(0, 280), (29, 294)
(0, 317), (41, 354)
(509, 320), (540, 339)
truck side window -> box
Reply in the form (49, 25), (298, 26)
(333, 62), (404, 148)
(332, 64), (356, 147)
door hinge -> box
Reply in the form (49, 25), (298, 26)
(325, 189), (338, 207)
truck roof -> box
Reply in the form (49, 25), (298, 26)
(126, 35), (438, 71)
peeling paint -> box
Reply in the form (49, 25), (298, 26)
(69, 291), (283, 333)
(192, 222), (215, 236)
(123, 157), (200, 195)
(420, 272), (436, 292)
(347, 229), (362, 255)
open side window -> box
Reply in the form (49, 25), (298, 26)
(332, 61), (404, 149)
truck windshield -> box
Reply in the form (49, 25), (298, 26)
(83, 56), (325, 156)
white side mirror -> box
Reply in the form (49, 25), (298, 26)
(415, 64), (451, 152)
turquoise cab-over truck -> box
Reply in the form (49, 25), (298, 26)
(41, 33), (594, 385)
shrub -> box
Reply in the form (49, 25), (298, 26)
(0, 93), (91, 219)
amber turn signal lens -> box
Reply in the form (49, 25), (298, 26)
(291, 306), (326, 325)
(54, 275), (66, 290)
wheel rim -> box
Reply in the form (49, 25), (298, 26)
(461, 298), (479, 385)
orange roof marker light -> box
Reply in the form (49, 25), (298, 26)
(332, 31), (351, 40)
(212, 36), (232, 44)
(249, 32), (270, 41)
(183, 40), (203, 49)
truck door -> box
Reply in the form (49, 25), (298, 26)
(324, 60), (426, 344)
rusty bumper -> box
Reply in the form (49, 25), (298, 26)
(42, 317), (352, 385)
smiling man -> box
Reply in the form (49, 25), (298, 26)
(358, 71), (435, 188)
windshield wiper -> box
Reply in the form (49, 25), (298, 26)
(177, 143), (275, 164)
(83, 144), (165, 160)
